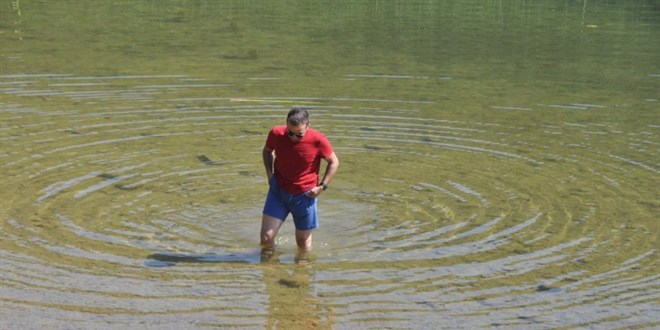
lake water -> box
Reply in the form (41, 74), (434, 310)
(1, 1), (658, 329)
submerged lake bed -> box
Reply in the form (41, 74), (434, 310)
(1, 1), (658, 329)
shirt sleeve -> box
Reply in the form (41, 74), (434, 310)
(318, 134), (334, 159)
(265, 128), (276, 150)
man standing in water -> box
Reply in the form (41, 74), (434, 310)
(261, 107), (339, 257)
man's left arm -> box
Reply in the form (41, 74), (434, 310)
(307, 152), (339, 198)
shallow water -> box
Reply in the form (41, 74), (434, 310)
(1, 1), (659, 329)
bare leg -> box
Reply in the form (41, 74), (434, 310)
(295, 229), (313, 251)
(261, 214), (284, 249)
(294, 230), (313, 264)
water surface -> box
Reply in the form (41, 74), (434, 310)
(1, 1), (658, 329)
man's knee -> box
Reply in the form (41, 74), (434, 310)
(260, 226), (277, 246)
(261, 214), (283, 246)
(261, 233), (274, 246)
(295, 230), (313, 251)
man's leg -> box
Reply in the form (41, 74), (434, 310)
(295, 230), (313, 264)
(261, 214), (284, 249)
(261, 179), (287, 250)
(291, 196), (317, 252)
(295, 229), (313, 251)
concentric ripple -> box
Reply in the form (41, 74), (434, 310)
(1, 73), (658, 329)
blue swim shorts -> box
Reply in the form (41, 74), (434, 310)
(263, 176), (318, 230)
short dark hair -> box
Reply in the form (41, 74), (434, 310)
(287, 107), (309, 126)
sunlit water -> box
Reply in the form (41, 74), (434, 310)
(1, 1), (658, 329)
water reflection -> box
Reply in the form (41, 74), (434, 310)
(261, 252), (333, 330)
(145, 250), (332, 330)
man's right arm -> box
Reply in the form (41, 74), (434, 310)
(262, 146), (274, 180)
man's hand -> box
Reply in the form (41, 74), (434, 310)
(305, 185), (324, 198)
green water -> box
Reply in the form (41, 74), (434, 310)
(1, 1), (658, 329)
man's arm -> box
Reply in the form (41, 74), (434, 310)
(319, 152), (339, 187)
(262, 146), (274, 180)
(306, 152), (339, 198)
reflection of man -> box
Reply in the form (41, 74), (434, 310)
(261, 255), (333, 329)
(260, 107), (339, 254)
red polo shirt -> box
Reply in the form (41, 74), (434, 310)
(265, 125), (334, 194)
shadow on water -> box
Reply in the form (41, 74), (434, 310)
(144, 248), (314, 267)
(197, 154), (224, 166)
(145, 251), (261, 267)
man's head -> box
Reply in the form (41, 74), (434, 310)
(287, 107), (309, 126)
(286, 107), (310, 140)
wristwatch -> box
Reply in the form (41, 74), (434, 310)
(320, 183), (328, 191)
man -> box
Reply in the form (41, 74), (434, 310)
(261, 107), (339, 255)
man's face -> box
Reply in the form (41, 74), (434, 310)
(286, 122), (308, 142)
